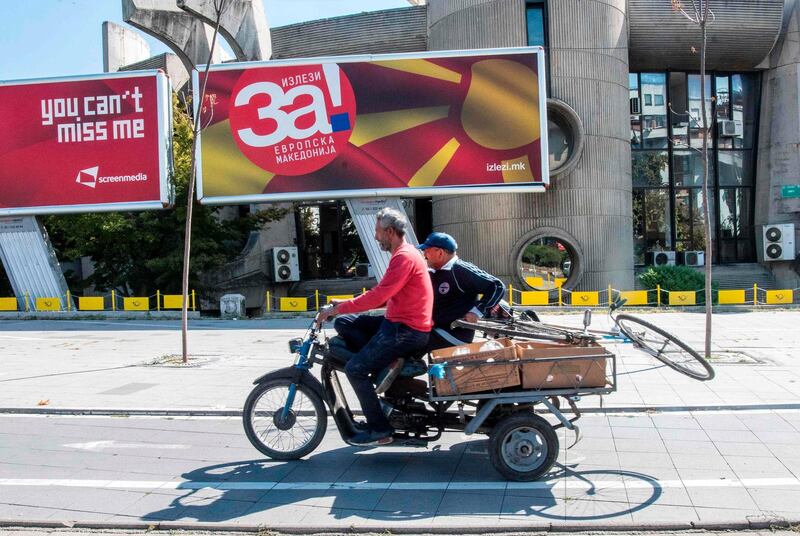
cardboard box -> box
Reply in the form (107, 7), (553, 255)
(430, 338), (519, 396)
(515, 341), (608, 390)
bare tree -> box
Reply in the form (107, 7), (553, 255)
(181, 0), (229, 363)
(672, 0), (714, 359)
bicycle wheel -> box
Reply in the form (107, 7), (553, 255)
(615, 314), (714, 381)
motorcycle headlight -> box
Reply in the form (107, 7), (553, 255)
(288, 338), (303, 354)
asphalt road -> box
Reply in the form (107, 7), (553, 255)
(2, 411), (800, 530)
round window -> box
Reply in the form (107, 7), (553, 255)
(546, 99), (584, 178)
(548, 117), (573, 171)
(518, 237), (575, 290)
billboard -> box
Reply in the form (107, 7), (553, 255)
(0, 71), (173, 216)
(194, 47), (548, 204)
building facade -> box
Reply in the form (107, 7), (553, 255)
(266, 0), (798, 292)
(114, 0), (800, 305)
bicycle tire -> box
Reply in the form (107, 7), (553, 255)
(460, 318), (572, 343)
(615, 314), (715, 381)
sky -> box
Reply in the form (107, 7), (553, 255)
(0, 0), (411, 81)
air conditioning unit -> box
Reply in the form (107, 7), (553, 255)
(646, 251), (676, 266)
(630, 97), (641, 115)
(354, 262), (374, 279)
(270, 246), (300, 282)
(718, 119), (743, 137)
(760, 223), (796, 261)
(679, 250), (705, 266)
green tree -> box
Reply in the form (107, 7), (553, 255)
(45, 94), (287, 298)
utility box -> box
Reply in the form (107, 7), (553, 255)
(270, 246), (300, 282)
(220, 294), (245, 318)
(758, 223), (796, 261)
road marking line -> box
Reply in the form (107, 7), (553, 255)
(0, 477), (798, 491)
(64, 440), (190, 451)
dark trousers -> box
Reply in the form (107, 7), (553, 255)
(334, 314), (429, 432)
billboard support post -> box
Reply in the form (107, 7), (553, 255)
(0, 216), (70, 312)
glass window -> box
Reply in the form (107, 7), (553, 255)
(633, 151), (669, 187)
(718, 188), (753, 262)
(675, 188), (715, 252)
(633, 189), (673, 263)
(642, 114), (668, 149)
(670, 72), (689, 147)
(688, 75), (713, 148)
(631, 116), (642, 149)
(673, 150), (715, 187)
(519, 237), (574, 289)
(548, 117), (573, 171)
(715, 76), (730, 120)
(654, 94), (664, 106)
(630, 73), (641, 148)
(731, 74), (759, 149)
(717, 150), (754, 186)
(644, 94), (652, 106)
(525, 4), (546, 47)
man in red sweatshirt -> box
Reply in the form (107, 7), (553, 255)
(317, 207), (433, 446)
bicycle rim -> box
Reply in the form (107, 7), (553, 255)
(248, 383), (323, 456)
(616, 314), (715, 381)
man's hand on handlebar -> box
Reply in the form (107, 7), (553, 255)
(316, 300), (345, 327)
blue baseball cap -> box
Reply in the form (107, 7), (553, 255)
(418, 232), (458, 253)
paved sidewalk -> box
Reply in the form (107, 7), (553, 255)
(0, 311), (798, 412)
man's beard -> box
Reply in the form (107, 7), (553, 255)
(378, 239), (391, 251)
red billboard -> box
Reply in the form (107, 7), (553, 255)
(194, 48), (548, 204)
(0, 71), (173, 216)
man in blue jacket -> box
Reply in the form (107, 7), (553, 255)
(418, 232), (506, 351)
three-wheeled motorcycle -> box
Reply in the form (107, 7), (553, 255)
(243, 305), (616, 481)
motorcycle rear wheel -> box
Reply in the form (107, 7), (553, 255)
(243, 378), (327, 460)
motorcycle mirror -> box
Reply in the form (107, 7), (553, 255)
(582, 310), (592, 331)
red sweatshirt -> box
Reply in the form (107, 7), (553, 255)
(337, 242), (433, 332)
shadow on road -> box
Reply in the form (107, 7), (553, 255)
(144, 446), (662, 523)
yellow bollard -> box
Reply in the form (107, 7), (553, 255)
(156, 290), (161, 311)
(657, 285), (661, 307)
(508, 284), (514, 306)
(25, 291), (29, 312)
(558, 286), (563, 306)
(753, 283), (758, 306)
(111, 290), (116, 311)
(192, 290), (196, 311)
(315, 290), (320, 311)
(66, 290), (71, 311)
(266, 291), (271, 312)
(362, 287), (366, 295)
(608, 285), (612, 305)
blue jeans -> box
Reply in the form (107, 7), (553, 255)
(334, 314), (429, 432)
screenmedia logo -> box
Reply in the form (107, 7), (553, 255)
(75, 166), (148, 189)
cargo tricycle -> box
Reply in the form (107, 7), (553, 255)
(243, 300), (712, 481)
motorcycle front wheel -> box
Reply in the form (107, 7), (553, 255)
(243, 378), (327, 460)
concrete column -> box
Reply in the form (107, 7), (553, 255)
(177, 0), (271, 60)
(102, 21), (151, 72)
(428, 0), (633, 291)
(755, 0), (800, 288)
(121, 0), (228, 78)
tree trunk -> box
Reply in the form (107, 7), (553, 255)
(181, 3), (224, 363)
(699, 3), (713, 359)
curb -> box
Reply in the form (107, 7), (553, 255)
(1, 518), (799, 533)
(0, 311), (201, 320)
(3, 402), (800, 417)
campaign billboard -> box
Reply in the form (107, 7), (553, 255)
(0, 71), (173, 216)
(194, 47), (548, 204)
